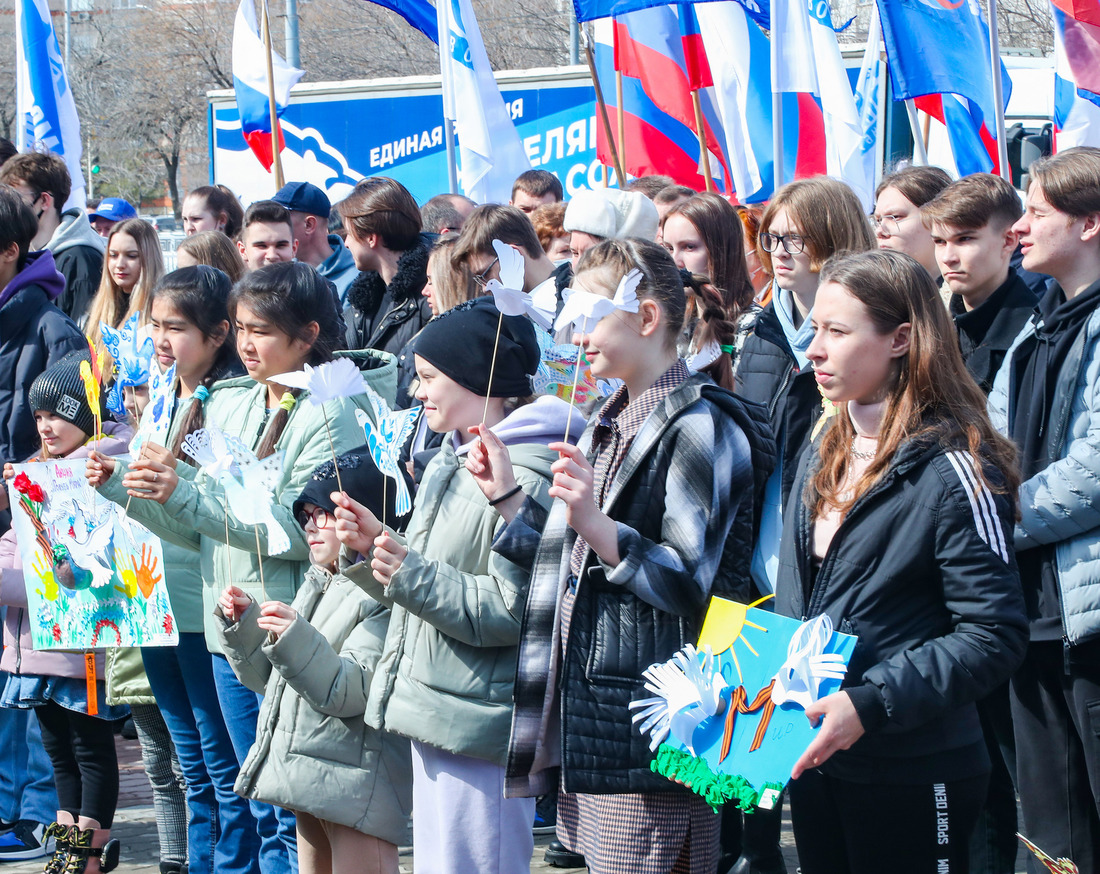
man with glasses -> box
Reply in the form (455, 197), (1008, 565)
(0, 153), (105, 324)
(453, 204), (572, 325)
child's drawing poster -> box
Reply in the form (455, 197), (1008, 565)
(6, 460), (177, 649)
(632, 597), (856, 811)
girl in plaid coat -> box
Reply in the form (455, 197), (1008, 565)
(467, 239), (770, 874)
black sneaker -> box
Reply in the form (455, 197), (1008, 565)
(533, 794), (557, 836)
(0, 820), (50, 860)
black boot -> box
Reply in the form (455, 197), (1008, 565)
(544, 839), (586, 869)
(60, 827), (120, 874)
(725, 798), (787, 874)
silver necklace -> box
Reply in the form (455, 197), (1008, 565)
(849, 435), (877, 460)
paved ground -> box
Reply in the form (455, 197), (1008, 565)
(2, 735), (1033, 873)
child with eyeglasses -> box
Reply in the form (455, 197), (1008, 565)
(215, 448), (414, 874)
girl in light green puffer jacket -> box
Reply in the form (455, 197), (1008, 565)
(90, 262), (396, 869)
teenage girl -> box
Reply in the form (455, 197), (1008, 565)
(216, 452), (413, 874)
(872, 166), (952, 280)
(85, 219), (164, 361)
(90, 266), (262, 874)
(779, 249), (1027, 873)
(181, 186), (245, 240)
(0, 354), (133, 873)
(175, 232), (245, 283)
(661, 193), (758, 379)
(465, 240), (769, 874)
(331, 298), (574, 874)
(90, 262), (391, 874)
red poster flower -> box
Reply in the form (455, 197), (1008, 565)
(25, 484), (45, 503)
(12, 473), (31, 495)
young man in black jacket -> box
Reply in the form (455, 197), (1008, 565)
(924, 173), (1038, 394)
(922, 172), (1036, 874)
(0, 153), (104, 325)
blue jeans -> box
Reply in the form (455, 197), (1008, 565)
(211, 653), (298, 874)
(0, 670), (58, 824)
(143, 635), (261, 874)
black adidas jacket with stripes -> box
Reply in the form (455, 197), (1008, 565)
(776, 431), (1028, 785)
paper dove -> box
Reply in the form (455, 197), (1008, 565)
(554, 290), (617, 335)
(770, 614), (849, 709)
(612, 269), (643, 313)
(355, 391), (418, 518)
(269, 358), (365, 407)
(181, 427), (291, 555)
(484, 239), (556, 331)
(130, 363), (176, 457)
(629, 644), (729, 755)
(102, 313), (155, 415)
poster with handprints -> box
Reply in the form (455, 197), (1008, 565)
(6, 460), (177, 649)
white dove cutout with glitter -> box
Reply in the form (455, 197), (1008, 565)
(181, 427), (292, 556)
(355, 389), (418, 518)
(485, 239), (556, 331)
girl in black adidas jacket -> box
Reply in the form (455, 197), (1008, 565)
(777, 251), (1028, 874)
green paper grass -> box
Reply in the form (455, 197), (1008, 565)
(650, 744), (784, 813)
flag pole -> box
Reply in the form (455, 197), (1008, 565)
(986, 0), (1010, 181)
(770, 11), (784, 189)
(259, 0), (285, 189)
(905, 100), (929, 165)
(691, 91), (715, 192)
(616, 69), (627, 172)
(582, 26), (626, 187)
(438, 0), (460, 193)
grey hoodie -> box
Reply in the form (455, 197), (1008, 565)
(47, 208), (106, 323)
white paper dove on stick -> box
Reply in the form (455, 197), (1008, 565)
(485, 239), (556, 332)
(269, 358), (365, 406)
(628, 644), (729, 755)
(356, 389), (418, 518)
(612, 269), (643, 313)
(770, 614), (849, 709)
(554, 290), (617, 335)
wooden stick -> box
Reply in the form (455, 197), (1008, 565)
(481, 311), (505, 426)
(563, 341), (586, 445)
(322, 409), (343, 493)
(582, 34), (625, 187)
(260, 0), (285, 189)
(254, 524), (267, 603)
(692, 90), (715, 193)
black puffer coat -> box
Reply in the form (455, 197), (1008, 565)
(344, 234), (433, 359)
(736, 302), (823, 503)
(777, 432), (1028, 784)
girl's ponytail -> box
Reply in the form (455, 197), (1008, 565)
(255, 389), (301, 459)
(170, 379), (215, 463)
(684, 274), (738, 391)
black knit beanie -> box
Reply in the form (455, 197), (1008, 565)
(415, 297), (539, 397)
(293, 444), (413, 531)
(28, 351), (98, 437)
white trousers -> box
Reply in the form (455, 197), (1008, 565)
(410, 740), (535, 874)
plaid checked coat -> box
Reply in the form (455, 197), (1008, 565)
(496, 374), (775, 798)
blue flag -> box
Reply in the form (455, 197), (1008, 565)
(363, 0), (438, 43)
(574, 0), (769, 29)
(875, 0), (1010, 143)
(15, 0), (85, 207)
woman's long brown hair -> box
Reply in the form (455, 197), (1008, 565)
(807, 250), (1020, 519)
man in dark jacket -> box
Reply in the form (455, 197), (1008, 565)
(0, 153), (104, 325)
(924, 173), (1038, 394)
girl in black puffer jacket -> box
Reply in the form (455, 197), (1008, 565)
(778, 250), (1028, 874)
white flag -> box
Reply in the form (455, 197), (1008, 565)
(15, 0), (85, 209)
(438, 0), (531, 203)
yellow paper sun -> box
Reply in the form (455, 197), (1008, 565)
(698, 595), (772, 684)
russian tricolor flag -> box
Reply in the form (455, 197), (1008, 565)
(1053, 0), (1100, 149)
(232, 0), (303, 172)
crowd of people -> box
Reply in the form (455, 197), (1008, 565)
(0, 138), (1098, 874)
